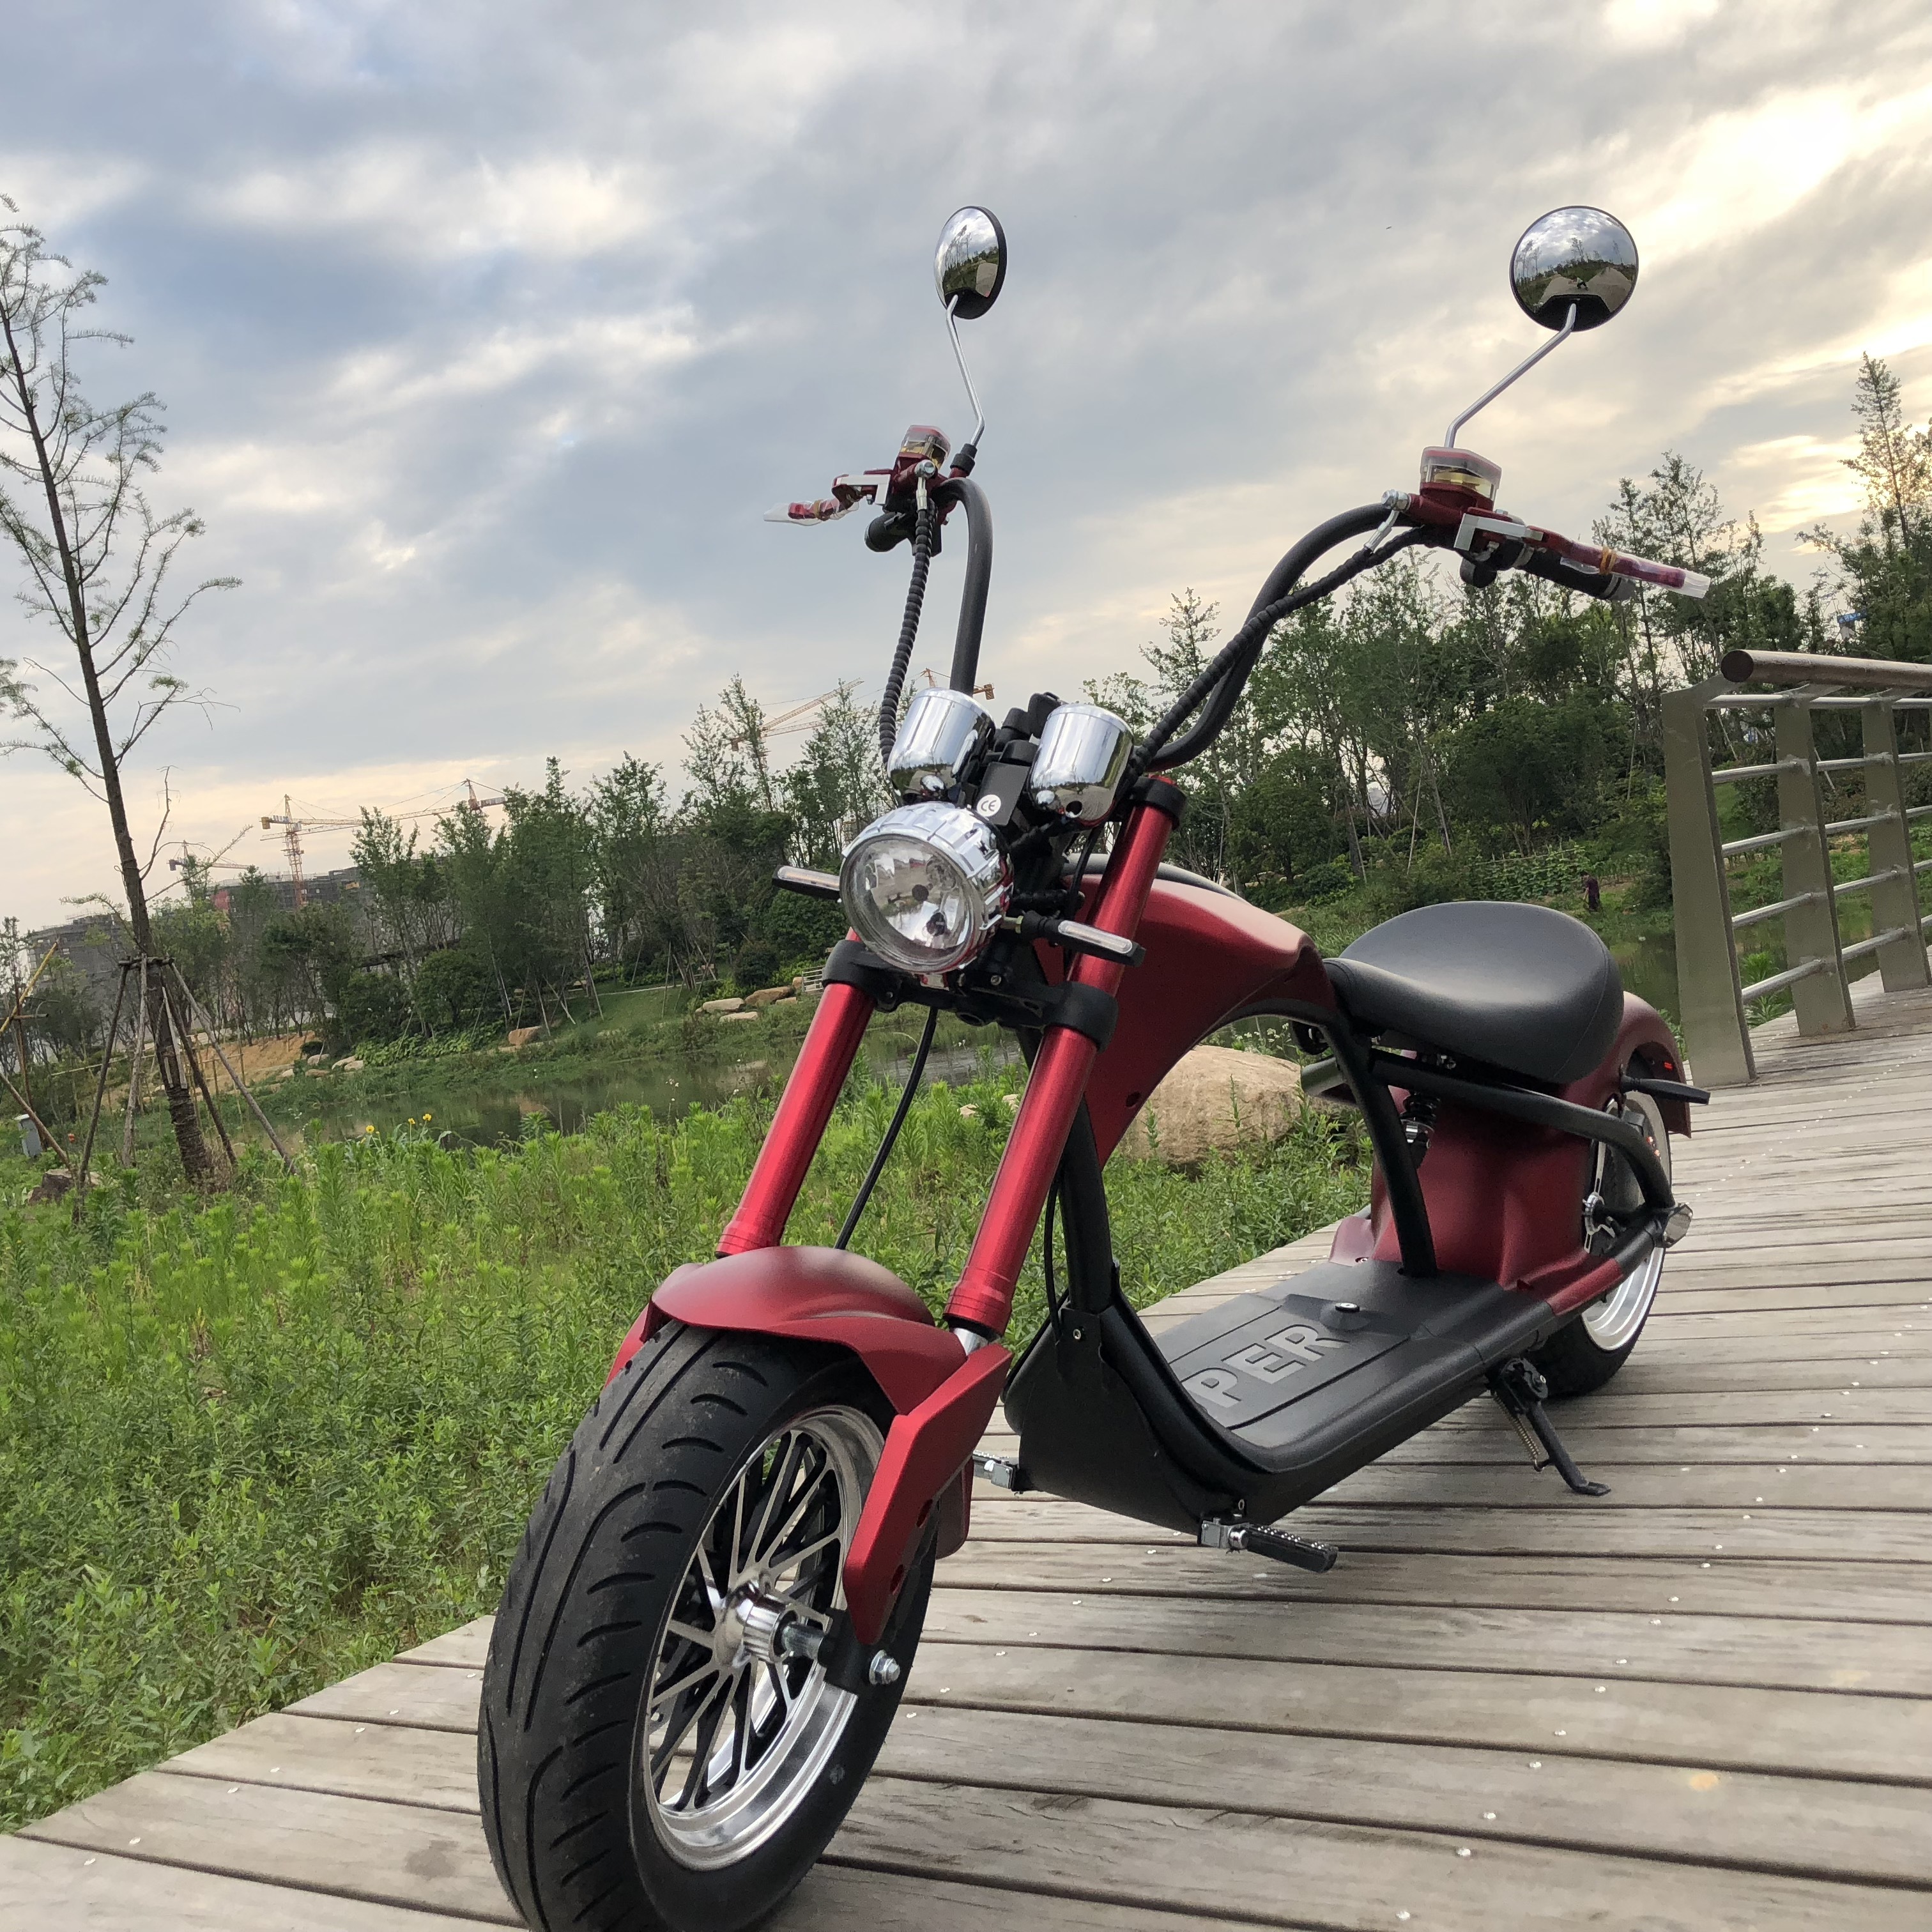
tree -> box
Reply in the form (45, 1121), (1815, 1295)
(1800, 354), (1932, 663)
(0, 206), (235, 1178)
(779, 682), (885, 868)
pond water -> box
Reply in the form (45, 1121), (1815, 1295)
(1611, 930), (1679, 1023)
(298, 1029), (1022, 1149)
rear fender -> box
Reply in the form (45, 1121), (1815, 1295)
(608, 1245), (1009, 1646)
(1338, 994), (1687, 1307)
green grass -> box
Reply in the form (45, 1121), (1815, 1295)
(0, 1066), (1365, 1831)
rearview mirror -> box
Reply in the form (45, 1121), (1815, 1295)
(934, 207), (1007, 319)
(1510, 206), (1638, 332)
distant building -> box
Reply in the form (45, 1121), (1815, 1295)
(29, 867), (371, 1005)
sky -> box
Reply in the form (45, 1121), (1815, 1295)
(5, 0), (1932, 928)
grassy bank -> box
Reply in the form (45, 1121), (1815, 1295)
(0, 1069), (1366, 1831)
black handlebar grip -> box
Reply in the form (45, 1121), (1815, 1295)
(1519, 548), (1636, 603)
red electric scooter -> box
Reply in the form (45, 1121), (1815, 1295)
(479, 205), (1709, 1932)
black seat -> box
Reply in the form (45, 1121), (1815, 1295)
(1324, 901), (1622, 1085)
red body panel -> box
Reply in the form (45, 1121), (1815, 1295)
(1335, 995), (1686, 1309)
(1061, 878), (1336, 1162)
(615, 1245), (966, 1413)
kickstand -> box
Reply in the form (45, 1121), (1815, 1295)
(1489, 1358), (1610, 1497)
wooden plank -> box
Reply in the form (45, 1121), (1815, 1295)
(164, 1712), (477, 1813)
(873, 1705), (1932, 1887)
(18, 1774), (519, 1926)
(289, 1659), (479, 1733)
(1584, 1358), (1932, 1394)
(397, 1621), (491, 1669)
(929, 1547), (1932, 1624)
(1310, 1462), (1925, 1511)
(983, 1421), (1932, 1466)
(1140, 1303), (1932, 1342)
(920, 1586), (1932, 1695)
(891, 1639), (1930, 1783)
(0, 1834), (496, 1930)
(961, 1499), (1932, 1562)
(831, 1775), (1932, 1932)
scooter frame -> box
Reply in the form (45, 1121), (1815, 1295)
(609, 771), (1695, 1644)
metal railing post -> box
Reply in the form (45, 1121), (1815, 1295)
(1665, 679), (1753, 1085)
(1775, 695), (1855, 1036)
(1860, 696), (1931, 993)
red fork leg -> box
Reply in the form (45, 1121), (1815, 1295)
(718, 978), (875, 1255)
(944, 800), (1176, 1335)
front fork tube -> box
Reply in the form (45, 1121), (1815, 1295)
(944, 797), (1176, 1337)
(717, 797), (1176, 1330)
(718, 978), (876, 1255)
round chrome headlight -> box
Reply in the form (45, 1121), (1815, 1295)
(839, 802), (1009, 976)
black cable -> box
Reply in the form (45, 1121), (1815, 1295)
(1041, 1174), (1064, 1337)
(1138, 526), (1430, 775)
(836, 1005), (939, 1250)
(878, 496), (937, 767)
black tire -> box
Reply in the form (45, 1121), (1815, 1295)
(1531, 1086), (1670, 1400)
(478, 1323), (931, 1932)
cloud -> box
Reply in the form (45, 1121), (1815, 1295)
(5, 1), (1932, 925)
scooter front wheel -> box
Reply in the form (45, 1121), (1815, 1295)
(478, 1324), (931, 1932)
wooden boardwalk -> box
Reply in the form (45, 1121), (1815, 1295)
(6, 976), (1931, 1929)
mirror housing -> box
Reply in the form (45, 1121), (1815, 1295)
(1511, 206), (1638, 332)
(935, 207), (1007, 319)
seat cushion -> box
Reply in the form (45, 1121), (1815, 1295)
(1324, 901), (1622, 1085)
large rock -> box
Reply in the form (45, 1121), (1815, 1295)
(1117, 1044), (1303, 1165)
(699, 997), (746, 1015)
(505, 1025), (544, 1049)
(745, 986), (792, 1009)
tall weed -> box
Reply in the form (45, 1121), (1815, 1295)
(0, 1073), (1363, 1827)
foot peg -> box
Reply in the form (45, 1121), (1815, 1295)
(1200, 1517), (1339, 1572)
(970, 1452), (1032, 1493)
(1491, 1358), (1609, 1496)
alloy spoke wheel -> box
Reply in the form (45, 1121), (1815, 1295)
(640, 1404), (880, 1870)
(1583, 1089), (1669, 1352)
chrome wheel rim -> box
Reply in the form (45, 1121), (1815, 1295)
(1583, 1090), (1669, 1353)
(640, 1405), (880, 1870)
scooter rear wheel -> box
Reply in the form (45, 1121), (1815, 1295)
(1533, 1086), (1671, 1399)
(478, 1324), (930, 1932)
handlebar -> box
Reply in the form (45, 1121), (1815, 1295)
(1443, 505), (1712, 601)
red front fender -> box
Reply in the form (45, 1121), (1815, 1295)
(610, 1245), (967, 1410)
(609, 1245), (1009, 1646)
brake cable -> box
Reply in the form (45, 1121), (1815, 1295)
(835, 1005), (940, 1250)
(877, 480), (937, 767)
(1135, 523), (1430, 776)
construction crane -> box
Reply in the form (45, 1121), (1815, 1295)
(261, 785), (505, 906)
(726, 686), (871, 751)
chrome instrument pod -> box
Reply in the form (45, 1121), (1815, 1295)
(1031, 703), (1135, 825)
(887, 687), (994, 799)
(839, 801), (1010, 976)
(934, 208), (1007, 320)
(1511, 206), (1638, 332)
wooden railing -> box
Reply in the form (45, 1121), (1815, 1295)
(1664, 647), (1932, 1086)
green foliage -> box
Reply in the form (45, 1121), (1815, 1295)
(1801, 353), (1932, 663)
(411, 946), (503, 1035)
(328, 969), (412, 1048)
(1438, 694), (1620, 853)
(0, 1082), (1365, 1829)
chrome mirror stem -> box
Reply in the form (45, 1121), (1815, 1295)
(946, 296), (987, 450)
(1444, 301), (1576, 450)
